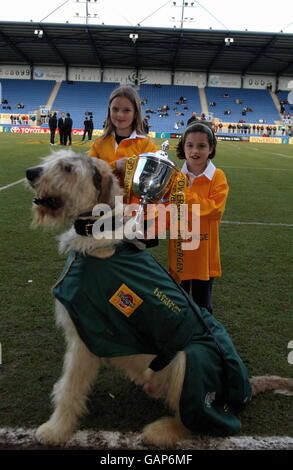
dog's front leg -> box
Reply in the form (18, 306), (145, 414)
(36, 328), (100, 446)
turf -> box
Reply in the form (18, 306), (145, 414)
(0, 133), (292, 436)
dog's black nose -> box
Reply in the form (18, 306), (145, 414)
(26, 166), (43, 182)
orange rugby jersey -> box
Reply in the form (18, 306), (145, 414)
(88, 131), (157, 170)
(168, 163), (229, 282)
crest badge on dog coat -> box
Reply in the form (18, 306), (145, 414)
(109, 284), (144, 316)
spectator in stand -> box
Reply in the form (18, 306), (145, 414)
(58, 112), (66, 145)
(49, 112), (58, 145)
(64, 113), (73, 146)
(187, 112), (197, 126)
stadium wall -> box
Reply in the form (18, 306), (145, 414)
(1, 65), (292, 91)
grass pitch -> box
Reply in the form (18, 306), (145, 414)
(0, 133), (292, 438)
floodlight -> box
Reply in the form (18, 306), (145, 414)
(34, 29), (43, 38)
(129, 33), (138, 44)
(224, 37), (234, 46)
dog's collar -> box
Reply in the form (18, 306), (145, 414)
(74, 211), (159, 248)
(74, 211), (122, 237)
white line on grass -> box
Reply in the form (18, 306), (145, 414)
(0, 428), (292, 450)
(0, 178), (25, 191)
(222, 220), (293, 227)
(272, 153), (293, 159)
(221, 165), (293, 171)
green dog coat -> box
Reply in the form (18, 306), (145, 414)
(53, 242), (252, 436)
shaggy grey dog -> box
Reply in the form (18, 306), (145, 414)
(26, 150), (293, 448)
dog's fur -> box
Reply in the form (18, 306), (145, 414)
(26, 150), (293, 448)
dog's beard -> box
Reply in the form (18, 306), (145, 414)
(33, 196), (63, 210)
(31, 195), (67, 228)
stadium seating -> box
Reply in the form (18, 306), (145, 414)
(205, 87), (281, 124)
(0, 78), (55, 115)
(276, 90), (293, 117)
(139, 84), (202, 133)
(1, 79), (288, 132)
(51, 82), (202, 133)
(52, 81), (119, 129)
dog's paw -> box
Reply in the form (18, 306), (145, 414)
(134, 368), (155, 387)
(36, 421), (73, 446)
(141, 417), (191, 448)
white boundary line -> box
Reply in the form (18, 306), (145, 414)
(221, 165), (293, 171)
(0, 178), (25, 191)
(0, 428), (292, 450)
(222, 220), (293, 227)
(271, 153), (293, 159)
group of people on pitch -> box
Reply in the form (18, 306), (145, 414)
(48, 111), (73, 146)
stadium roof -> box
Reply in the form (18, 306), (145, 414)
(0, 21), (293, 77)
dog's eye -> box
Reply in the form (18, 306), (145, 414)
(64, 164), (73, 173)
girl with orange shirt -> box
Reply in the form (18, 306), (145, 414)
(168, 123), (229, 313)
(88, 85), (157, 189)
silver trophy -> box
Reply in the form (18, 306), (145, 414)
(129, 141), (179, 239)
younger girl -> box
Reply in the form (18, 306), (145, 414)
(168, 123), (229, 313)
(88, 85), (157, 184)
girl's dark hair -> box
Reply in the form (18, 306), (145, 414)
(102, 85), (145, 138)
(176, 122), (217, 160)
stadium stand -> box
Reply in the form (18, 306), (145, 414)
(0, 79), (289, 134)
(0, 79), (55, 115)
(138, 84), (202, 133)
(205, 87), (281, 124)
(277, 90), (293, 117)
(51, 81), (119, 130)
(48, 82), (202, 132)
